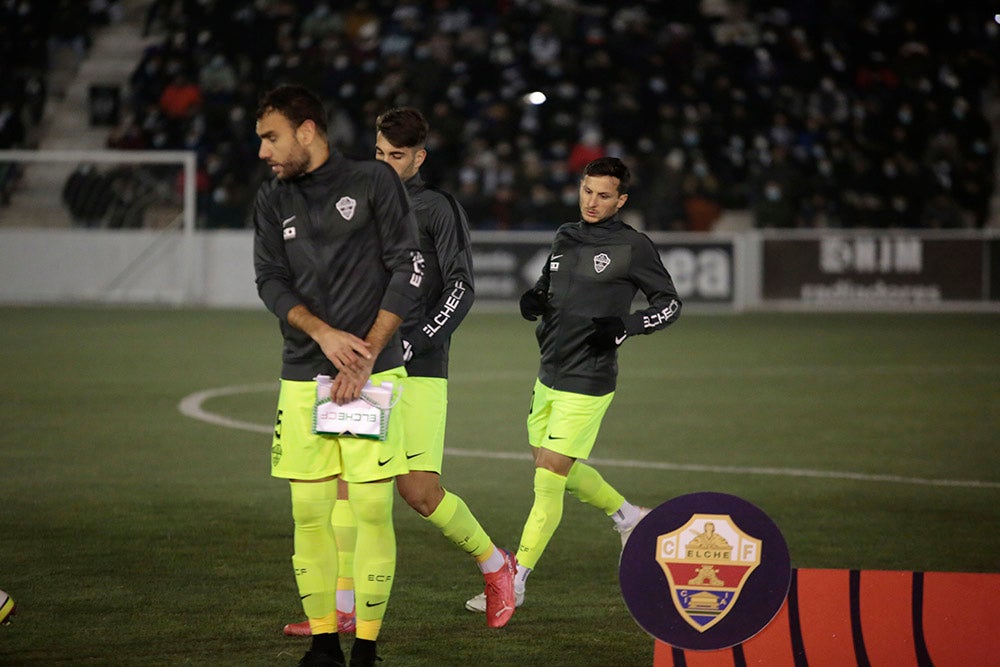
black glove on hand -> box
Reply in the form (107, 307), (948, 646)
(585, 316), (627, 350)
(519, 288), (548, 321)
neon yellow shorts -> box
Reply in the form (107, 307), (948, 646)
(398, 376), (447, 473)
(526, 378), (614, 460)
(270, 367), (409, 483)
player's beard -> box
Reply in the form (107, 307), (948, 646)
(275, 145), (312, 180)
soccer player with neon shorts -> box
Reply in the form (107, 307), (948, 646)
(283, 107), (516, 637)
(253, 85), (423, 667)
(466, 156), (681, 615)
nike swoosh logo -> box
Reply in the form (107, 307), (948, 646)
(615, 334), (627, 345)
(300, 594), (312, 601)
(281, 215), (296, 226)
(378, 457), (394, 466)
(551, 254), (563, 259)
(547, 435), (565, 440)
(365, 600), (387, 608)
(406, 452), (425, 460)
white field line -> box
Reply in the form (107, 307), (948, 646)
(177, 383), (277, 433)
(177, 383), (1000, 490)
(449, 364), (1000, 383)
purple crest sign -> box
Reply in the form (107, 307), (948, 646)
(619, 492), (791, 650)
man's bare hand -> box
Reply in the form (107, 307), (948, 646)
(287, 305), (372, 372)
(329, 355), (376, 404)
(316, 328), (371, 372)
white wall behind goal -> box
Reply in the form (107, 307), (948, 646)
(0, 229), (259, 307)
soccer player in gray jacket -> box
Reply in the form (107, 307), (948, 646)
(282, 107), (517, 638)
(376, 107), (518, 628)
(253, 85), (423, 667)
(468, 156), (681, 612)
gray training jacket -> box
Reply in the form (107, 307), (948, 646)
(532, 215), (682, 396)
(400, 173), (475, 380)
(253, 150), (423, 381)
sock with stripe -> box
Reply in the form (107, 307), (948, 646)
(348, 481), (396, 641)
(289, 480), (339, 634)
(425, 489), (496, 569)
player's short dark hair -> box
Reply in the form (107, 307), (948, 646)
(256, 85), (328, 136)
(375, 107), (428, 149)
(583, 157), (631, 195)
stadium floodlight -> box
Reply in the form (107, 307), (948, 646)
(524, 91), (547, 105)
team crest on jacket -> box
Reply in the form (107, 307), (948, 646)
(336, 196), (356, 221)
(594, 252), (611, 273)
(656, 514), (762, 632)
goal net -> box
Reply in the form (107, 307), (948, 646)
(0, 149), (197, 232)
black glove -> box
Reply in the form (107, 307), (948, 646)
(519, 287), (548, 321)
(585, 316), (627, 350)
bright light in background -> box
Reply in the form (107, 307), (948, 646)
(524, 91), (547, 105)
(995, 13), (1000, 24)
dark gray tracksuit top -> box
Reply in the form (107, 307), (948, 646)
(532, 215), (682, 396)
(400, 173), (475, 380)
(253, 150), (423, 381)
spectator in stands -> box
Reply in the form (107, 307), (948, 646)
(567, 129), (605, 176)
(682, 158), (724, 232)
(639, 149), (687, 231)
(197, 52), (238, 108)
(750, 145), (802, 228)
(158, 72), (203, 121)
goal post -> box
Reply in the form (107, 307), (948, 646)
(0, 149), (197, 234)
(0, 148), (201, 304)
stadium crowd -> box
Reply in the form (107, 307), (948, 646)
(4, 1), (998, 230)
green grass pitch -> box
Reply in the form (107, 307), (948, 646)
(0, 306), (997, 665)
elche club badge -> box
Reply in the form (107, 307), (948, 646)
(336, 196), (356, 221)
(620, 492), (791, 651)
(594, 252), (611, 273)
(656, 514), (761, 633)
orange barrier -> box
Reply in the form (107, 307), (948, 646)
(653, 569), (1000, 666)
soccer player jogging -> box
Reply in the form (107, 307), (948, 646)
(283, 107), (517, 637)
(252, 85), (423, 667)
(466, 157), (682, 614)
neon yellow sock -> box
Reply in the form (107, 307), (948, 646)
(348, 481), (395, 641)
(566, 461), (625, 515)
(425, 489), (492, 561)
(516, 467), (567, 570)
(331, 498), (356, 611)
(289, 480), (338, 623)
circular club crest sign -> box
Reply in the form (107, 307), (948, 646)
(619, 492), (791, 651)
